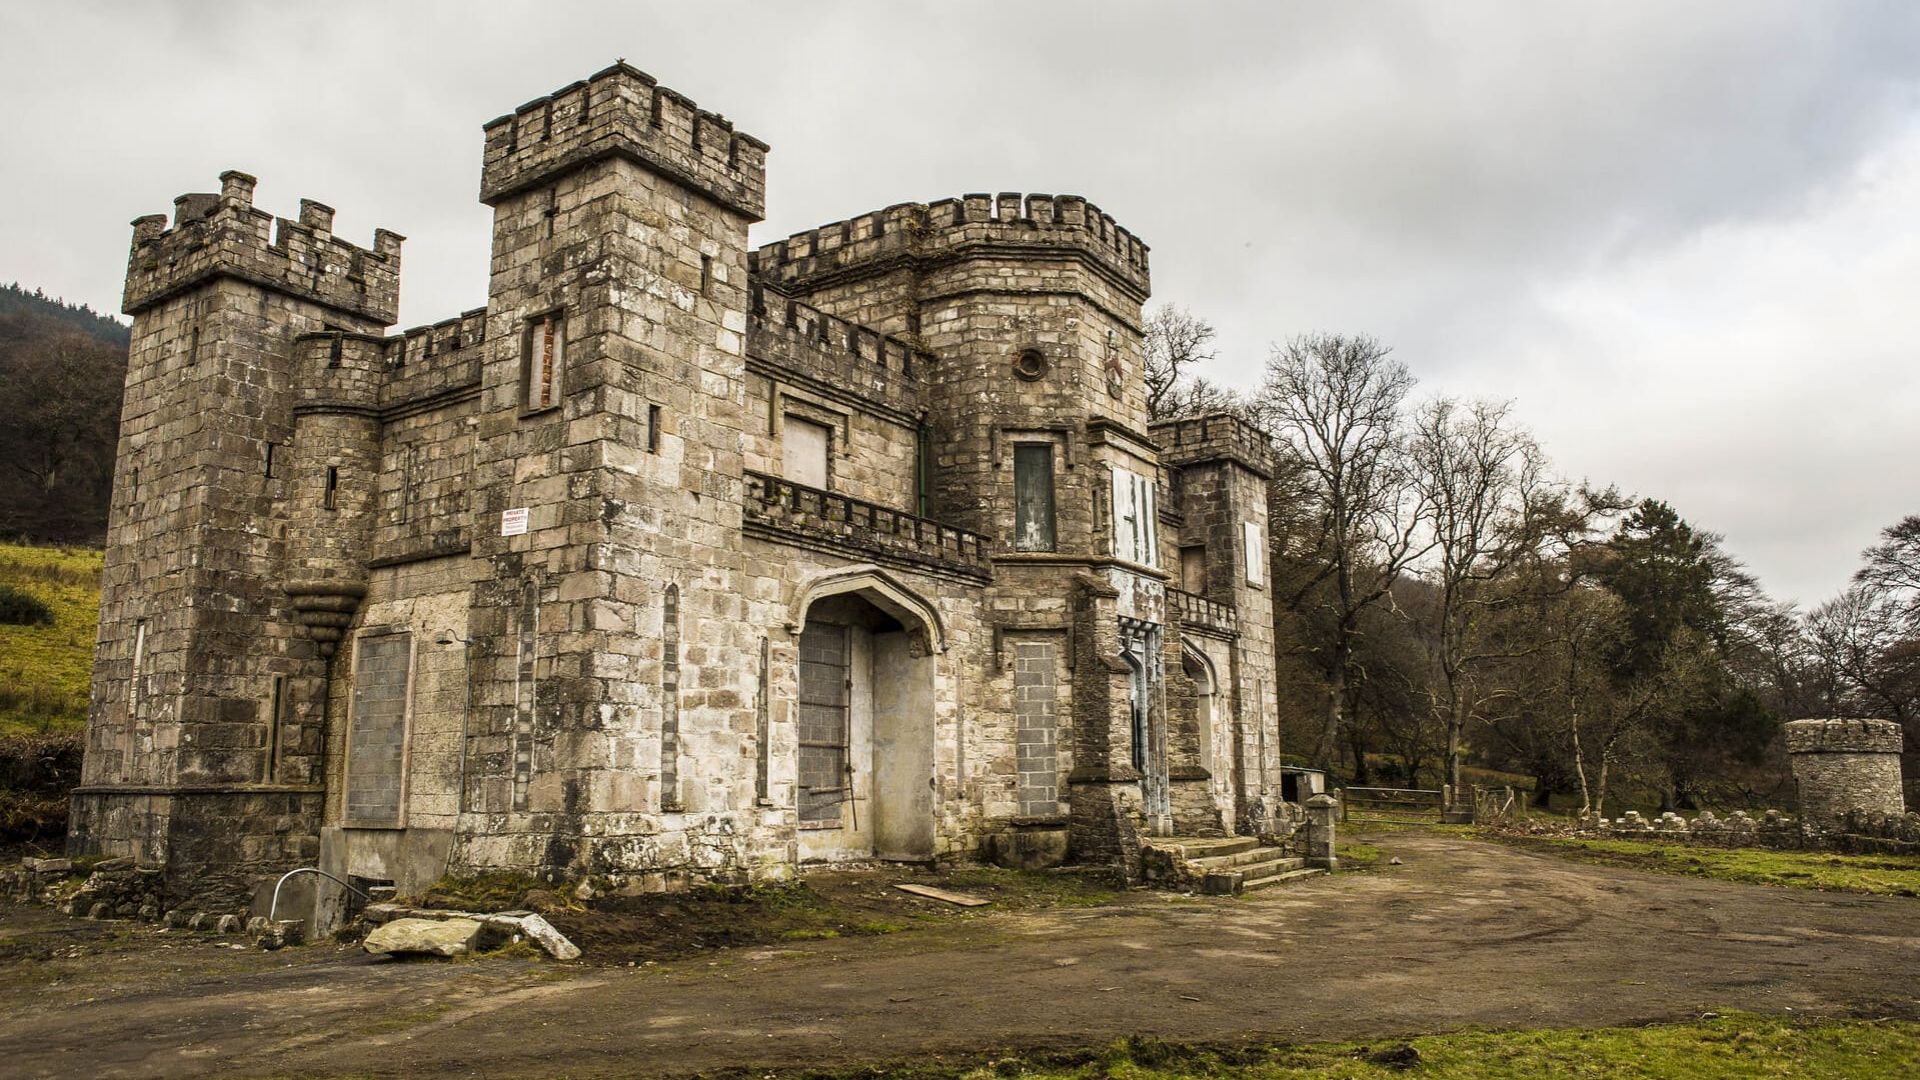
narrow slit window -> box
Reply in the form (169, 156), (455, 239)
(1013, 443), (1056, 552)
(522, 311), (564, 412)
(699, 255), (712, 294)
(647, 404), (662, 452)
(914, 425), (932, 518)
(265, 675), (284, 783)
(263, 442), (276, 479)
(323, 466), (339, 510)
(129, 619), (147, 721)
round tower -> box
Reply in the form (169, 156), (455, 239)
(1784, 718), (1906, 832)
(284, 331), (384, 658)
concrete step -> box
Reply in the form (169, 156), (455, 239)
(1242, 866), (1327, 892)
(1238, 856), (1307, 882)
(1159, 836), (1261, 860)
(1200, 853), (1308, 894)
(1187, 846), (1295, 872)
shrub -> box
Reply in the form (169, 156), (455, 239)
(0, 583), (54, 626)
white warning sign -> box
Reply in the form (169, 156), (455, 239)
(500, 507), (530, 536)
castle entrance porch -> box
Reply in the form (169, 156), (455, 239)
(793, 589), (937, 863)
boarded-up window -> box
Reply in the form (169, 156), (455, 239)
(1111, 466), (1158, 566)
(1243, 521), (1264, 586)
(522, 311), (564, 412)
(1013, 443), (1055, 552)
(796, 622), (850, 824)
(346, 633), (411, 826)
(1180, 545), (1208, 594)
(783, 415), (831, 490)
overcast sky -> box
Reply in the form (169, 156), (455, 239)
(4, 1), (1917, 607)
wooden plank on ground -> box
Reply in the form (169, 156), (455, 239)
(895, 883), (990, 907)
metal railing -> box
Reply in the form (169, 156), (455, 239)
(1341, 786), (1447, 825)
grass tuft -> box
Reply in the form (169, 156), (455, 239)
(1489, 833), (1920, 896)
(0, 544), (101, 737)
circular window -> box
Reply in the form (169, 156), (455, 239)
(1012, 348), (1049, 381)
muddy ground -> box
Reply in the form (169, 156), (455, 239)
(2, 832), (1918, 1078)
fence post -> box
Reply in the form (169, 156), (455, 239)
(1306, 793), (1339, 871)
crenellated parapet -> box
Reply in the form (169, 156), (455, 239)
(123, 170), (402, 325)
(1150, 413), (1276, 478)
(747, 283), (930, 417)
(749, 192), (1150, 301)
(481, 61), (769, 220)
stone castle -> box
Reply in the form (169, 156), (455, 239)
(71, 63), (1293, 926)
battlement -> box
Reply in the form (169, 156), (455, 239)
(288, 305), (489, 415)
(747, 284), (929, 418)
(748, 192), (1150, 300)
(481, 62), (768, 221)
(123, 170), (402, 325)
(749, 284), (926, 378)
(1784, 718), (1905, 756)
(1150, 412), (1276, 478)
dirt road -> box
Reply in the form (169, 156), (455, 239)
(3, 833), (1918, 1078)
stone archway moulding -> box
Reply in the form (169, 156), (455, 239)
(1179, 639), (1218, 695)
(787, 564), (947, 654)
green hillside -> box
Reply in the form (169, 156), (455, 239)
(0, 542), (100, 736)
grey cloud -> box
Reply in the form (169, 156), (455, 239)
(3, 0), (1914, 604)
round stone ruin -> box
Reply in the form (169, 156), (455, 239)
(1784, 718), (1906, 833)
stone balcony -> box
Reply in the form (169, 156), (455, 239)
(743, 471), (993, 582)
(1169, 587), (1236, 638)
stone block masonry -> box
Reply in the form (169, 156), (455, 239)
(73, 58), (1302, 929)
(1785, 718), (1907, 833)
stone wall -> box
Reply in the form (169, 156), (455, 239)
(78, 61), (1299, 913)
(1785, 718), (1906, 832)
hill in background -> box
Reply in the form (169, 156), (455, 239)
(0, 283), (128, 544)
(0, 542), (99, 737)
(0, 282), (129, 347)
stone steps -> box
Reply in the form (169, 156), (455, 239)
(1242, 866), (1327, 891)
(1200, 854), (1309, 894)
(1143, 835), (1329, 896)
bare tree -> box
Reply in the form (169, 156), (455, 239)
(1143, 303), (1219, 419)
(1408, 397), (1548, 799)
(1856, 515), (1920, 627)
(1253, 333), (1432, 773)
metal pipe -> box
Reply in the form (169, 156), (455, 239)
(268, 867), (371, 923)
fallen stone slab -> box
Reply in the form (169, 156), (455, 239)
(359, 906), (581, 960)
(894, 883), (990, 907)
(364, 917), (482, 958)
(514, 913), (581, 961)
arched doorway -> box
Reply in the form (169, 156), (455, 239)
(790, 569), (941, 862)
(1181, 643), (1227, 817)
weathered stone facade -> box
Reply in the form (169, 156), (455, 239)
(71, 63), (1289, 926)
(1784, 718), (1907, 833)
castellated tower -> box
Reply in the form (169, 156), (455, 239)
(753, 199), (1186, 869)
(71, 171), (402, 908)
(75, 61), (1297, 925)
(450, 63), (773, 875)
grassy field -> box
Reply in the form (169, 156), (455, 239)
(815, 1014), (1920, 1079)
(0, 543), (100, 736)
(1490, 833), (1920, 897)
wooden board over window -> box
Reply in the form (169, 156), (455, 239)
(1111, 466), (1158, 567)
(783, 414), (831, 490)
(1013, 443), (1056, 552)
